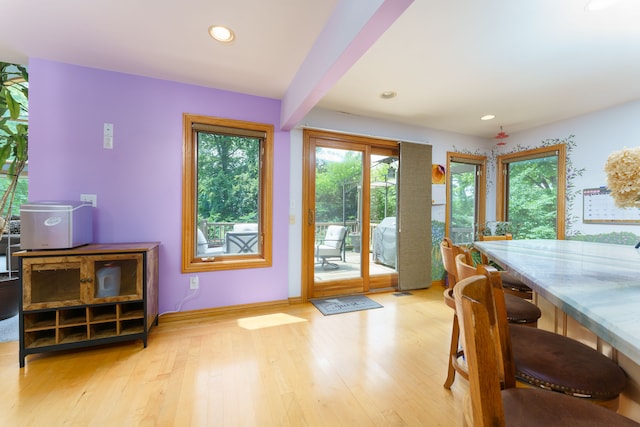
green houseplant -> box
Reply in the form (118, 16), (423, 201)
(0, 62), (28, 228)
(0, 62), (28, 320)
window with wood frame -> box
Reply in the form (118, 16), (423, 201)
(181, 114), (273, 272)
(496, 144), (566, 239)
(446, 152), (486, 244)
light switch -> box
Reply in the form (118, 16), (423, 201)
(104, 123), (114, 149)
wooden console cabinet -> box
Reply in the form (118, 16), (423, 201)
(15, 242), (159, 367)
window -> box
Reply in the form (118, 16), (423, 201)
(496, 144), (566, 239)
(182, 114), (273, 272)
(446, 152), (486, 244)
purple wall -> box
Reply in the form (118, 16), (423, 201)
(28, 58), (290, 314)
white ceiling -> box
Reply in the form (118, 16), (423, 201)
(2, 0), (640, 138)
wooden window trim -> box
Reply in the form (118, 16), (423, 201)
(181, 113), (273, 272)
(496, 144), (566, 239)
(445, 152), (486, 240)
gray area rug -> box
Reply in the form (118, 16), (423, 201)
(311, 295), (383, 316)
(0, 315), (18, 343)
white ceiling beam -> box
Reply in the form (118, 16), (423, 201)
(280, 0), (413, 130)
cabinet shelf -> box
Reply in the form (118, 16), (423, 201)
(24, 323), (56, 332)
(17, 243), (159, 367)
(120, 312), (144, 320)
(25, 331), (57, 349)
(59, 308), (87, 326)
(89, 305), (117, 322)
(90, 323), (118, 339)
(59, 326), (88, 344)
(23, 312), (56, 331)
(119, 302), (144, 320)
(120, 321), (145, 335)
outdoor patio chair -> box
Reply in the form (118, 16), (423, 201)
(197, 228), (223, 256)
(315, 225), (347, 269)
(225, 231), (259, 253)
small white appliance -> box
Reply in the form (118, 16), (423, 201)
(20, 201), (93, 250)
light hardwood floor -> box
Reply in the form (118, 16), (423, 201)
(0, 285), (469, 426)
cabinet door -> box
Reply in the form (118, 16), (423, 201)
(22, 256), (84, 310)
(88, 253), (143, 302)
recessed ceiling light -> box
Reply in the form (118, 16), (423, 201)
(380, 91), (397, 99)
(481, 114), (496, 121)
(209, 25), (235, 43)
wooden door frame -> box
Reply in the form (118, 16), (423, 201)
(301, 129), (398, 301)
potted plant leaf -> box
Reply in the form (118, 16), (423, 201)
(0, 62), (28, 320)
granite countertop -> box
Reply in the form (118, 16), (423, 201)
(474, 239), (640, 364)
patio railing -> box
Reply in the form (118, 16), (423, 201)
(200, 220), (382, 251)
(451, 227), (474, 244)
(200, 221), (235, 247)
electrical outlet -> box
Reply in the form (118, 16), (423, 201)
(80, 193), (97, 207)
(189, 276), (199, 290)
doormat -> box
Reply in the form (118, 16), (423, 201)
(311, 295), (383, 316)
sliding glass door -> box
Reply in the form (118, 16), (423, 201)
(369, 153), (398, 278)
(303, 130), (398, 299)
(314, 145), (363, 282)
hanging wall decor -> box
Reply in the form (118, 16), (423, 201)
(432, 164), (446, 184)
(495, 126), (509, 146)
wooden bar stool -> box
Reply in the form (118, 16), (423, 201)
(440, 238), (467, 388)
(454, 274), (638, 426)
(456, 253), (541, 326)
(441, 238), (541, 389)
(478, 233), (533, 299)
(478, 264), (627, 410)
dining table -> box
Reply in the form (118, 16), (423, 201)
(473, 239), (640, 366)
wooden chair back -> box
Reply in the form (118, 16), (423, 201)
(478, 233), (513, 241)
(440, 237), (461, 287)
(458, 271), (640, 427)
(455, 253), (477, 281)
(454, 273), (516, 426)
(477, 264), (517, 388)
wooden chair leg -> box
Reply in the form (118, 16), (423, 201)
(443, 313), (461, 389)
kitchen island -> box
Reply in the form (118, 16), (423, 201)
(475, 239), (640, 420)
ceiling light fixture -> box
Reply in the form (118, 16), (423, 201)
(380, 91), (397, 99)
(481, 114), (495, 121)
(495, 126), (509, 146)
(208, 25), (235, 43)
